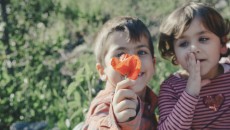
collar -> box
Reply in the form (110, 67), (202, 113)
(143, 87), (158, 112)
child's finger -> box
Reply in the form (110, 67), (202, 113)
(187, 53), (201, 76)
(116, 109), (136, 122)
(187, 53), (196, 69)
(115, 78), (135, 92)
(195, 59), (200, 73)
(114, 99), (137, 113)
(113, 89), (137, 104)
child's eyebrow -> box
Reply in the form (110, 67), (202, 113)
(179, 30), (210, 39)
(114, 45), (149, 51)
(135, 45), (149, 49)
(115, 47), (127, 51)
(197, 30), (209, 35)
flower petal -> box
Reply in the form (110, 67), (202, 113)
(128, 55), (141, 80)
(111, 54), (141, 80)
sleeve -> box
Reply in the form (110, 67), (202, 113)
(157, 81), (199, 130)
(82, 94), (143, 130)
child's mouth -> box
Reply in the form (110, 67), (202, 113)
(138, 72), (144, 77)
(199, 59), (205, 62)
(197, 59), (206, 62)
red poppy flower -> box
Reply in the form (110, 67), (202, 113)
(111, 54), (141, 80)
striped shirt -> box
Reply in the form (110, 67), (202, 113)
(158, 64), (230, 130)
(82, 84), (158, 130)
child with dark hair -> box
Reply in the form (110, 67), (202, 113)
(157, 2), (230, 129)
(82, 16), (158, 130)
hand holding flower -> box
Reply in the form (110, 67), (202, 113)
(111, 54), (141, 122)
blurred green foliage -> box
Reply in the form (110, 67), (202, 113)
(0, 0), (229, 129)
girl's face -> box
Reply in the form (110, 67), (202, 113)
(174, 17), (227, 79)
(98, 31), (155, 95)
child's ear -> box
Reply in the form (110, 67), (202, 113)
(152, 57), (156, 74)
(173, 56), (179, 65)
(96, 63), (107, 81)
(220, 45), (228, 55)
(153, 57), (156, 65)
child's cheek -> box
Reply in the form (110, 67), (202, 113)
(109, 68), (124, 84)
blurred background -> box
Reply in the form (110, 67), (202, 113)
(0, 0), (229, 129)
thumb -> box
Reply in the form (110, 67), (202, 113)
(201, 79), (211, 87)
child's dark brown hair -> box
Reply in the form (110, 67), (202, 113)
(94, 16), (154, 66)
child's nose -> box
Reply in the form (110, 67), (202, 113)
(190, 45), (200, 53)
(128, 51), (135, 55)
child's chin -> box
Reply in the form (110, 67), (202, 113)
(133, 86), (147, 95)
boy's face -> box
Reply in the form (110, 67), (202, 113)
(97, 31), (155, 94)
(174, 17), (227, 79)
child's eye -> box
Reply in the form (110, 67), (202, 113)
(179, 41), (189, 48)
(137, 50), (147, 56)
(199, 37), (209, 42)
